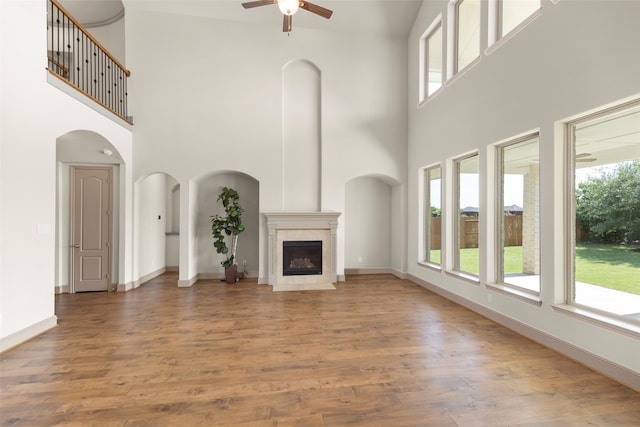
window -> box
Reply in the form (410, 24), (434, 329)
(424, 165), (442, 266)
(420, 18), (444, 102)
(454, 153), (480, 277)
(496, 133), (540, 294)
(567, 101), (640, 321)
(499, 0), (540, 39)
(454, 0), (481, 74)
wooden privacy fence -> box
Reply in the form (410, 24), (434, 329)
(429, 216), (523, 250)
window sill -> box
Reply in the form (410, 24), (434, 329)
(551, 304), (640, 338)
(484, 282), (542, 307)
(446, 56), (480, 87)
(445, 270), (480, 285)
(485, 8), (543, 56)
(417, 86), (444, 108)
(417, 261), (442, 272)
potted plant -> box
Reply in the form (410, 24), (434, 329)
(210, 186), (245, 283)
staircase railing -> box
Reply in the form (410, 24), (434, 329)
(47, 0), (132, 124)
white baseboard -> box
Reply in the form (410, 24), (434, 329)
(165, 266), (179, 272)
(344, 268), (405, 279)
(0, 316), (58, 354)
(117, 281), (134, 292)
(139, 267), (166, 285)
(407, 273), (640, 393)
(55, 284), (70, 294)
(178, 275), (198, 287)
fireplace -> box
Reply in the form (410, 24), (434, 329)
(263, 212), (341, 289)
(283, 240), (322, 276)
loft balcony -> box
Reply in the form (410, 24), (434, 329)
(47, 0), (132, 125)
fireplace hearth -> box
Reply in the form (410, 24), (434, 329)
(283, 240), (322, 276)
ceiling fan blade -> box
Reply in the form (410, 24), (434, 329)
(283, 14), (292, 32)
(242, 0), (276, 9)
(300, 1), (333, 19)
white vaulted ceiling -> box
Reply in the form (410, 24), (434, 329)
(60, 0), (423, 38)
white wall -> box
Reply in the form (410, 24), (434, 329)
(137, 173), (167, 278)
(87, 16), (126, 66)
(345, 176), (392, 270)
(0, 1), (133, 350)
(124, 6), (409, 282)
(408, 0), (640, 376)
(195, 173), (259, 277)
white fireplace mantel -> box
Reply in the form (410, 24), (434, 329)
(263, 212), (341, 288)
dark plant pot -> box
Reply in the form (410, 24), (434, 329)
(225, 263), (238, 284)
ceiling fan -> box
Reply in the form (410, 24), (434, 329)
(242, 0), (333, 33)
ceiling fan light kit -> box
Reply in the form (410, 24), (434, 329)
(278, 0), (300, 15)
(241, 0), (333, 33)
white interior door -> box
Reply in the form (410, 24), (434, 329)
(71, 166), (112, 292)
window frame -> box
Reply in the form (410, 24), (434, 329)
(495, 132), (541, 297)
(487, 0), (542, 52)
(423, 164), (443, 268)
(497, 0), (541, 39)
(419, 15), (444, 104)
(452, 0), (481, 76)
(451, 151), (480, 280)
(556, 99), (640, 336)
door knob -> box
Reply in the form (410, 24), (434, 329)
(72, 244), (80, 248)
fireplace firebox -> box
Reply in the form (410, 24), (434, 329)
(282, 240), (322, 276)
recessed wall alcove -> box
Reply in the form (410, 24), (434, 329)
(282, 59), (321, 211)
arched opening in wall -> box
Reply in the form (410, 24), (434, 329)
(135, 173), (180, 285)
(167, 179), (180, 270)
(195, 171), (259, 279)
(344, 175), (401, 275)
(56, 130), (123, 294)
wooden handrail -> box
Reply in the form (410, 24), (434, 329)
(48, 0), (131, 123)
(50, 0), (130, 77)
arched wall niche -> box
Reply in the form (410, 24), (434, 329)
(194, 171), (260, 277)
(344, 174), (403, 274)
(282, 59), (322, 211)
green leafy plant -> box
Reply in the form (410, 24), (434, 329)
(576, 161), (640, 243)
(210, 187), (245, 268)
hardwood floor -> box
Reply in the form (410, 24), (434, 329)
(1, 273), (639, 426)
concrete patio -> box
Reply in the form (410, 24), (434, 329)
(505, 274), (640, 318)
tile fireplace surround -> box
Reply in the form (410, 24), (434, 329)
(264, 212), (341, 290)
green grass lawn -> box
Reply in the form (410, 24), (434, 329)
(429, 250), (440, 265)
(429, 244), (639, 296)
(457, 246), (523, 275)
(576, 243), (640, 295)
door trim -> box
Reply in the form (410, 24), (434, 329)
(69, 166), (113, 293)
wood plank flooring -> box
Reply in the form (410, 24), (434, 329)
(1, 273), (639, 426)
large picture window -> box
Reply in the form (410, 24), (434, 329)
(567, 101), (640, 321)
(424, 165), (442, 266)
(453, 153), (480, 277)
(496, 133), (540, 294)
(454, 0), (481, 74)
(420, 18), (443, 102)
